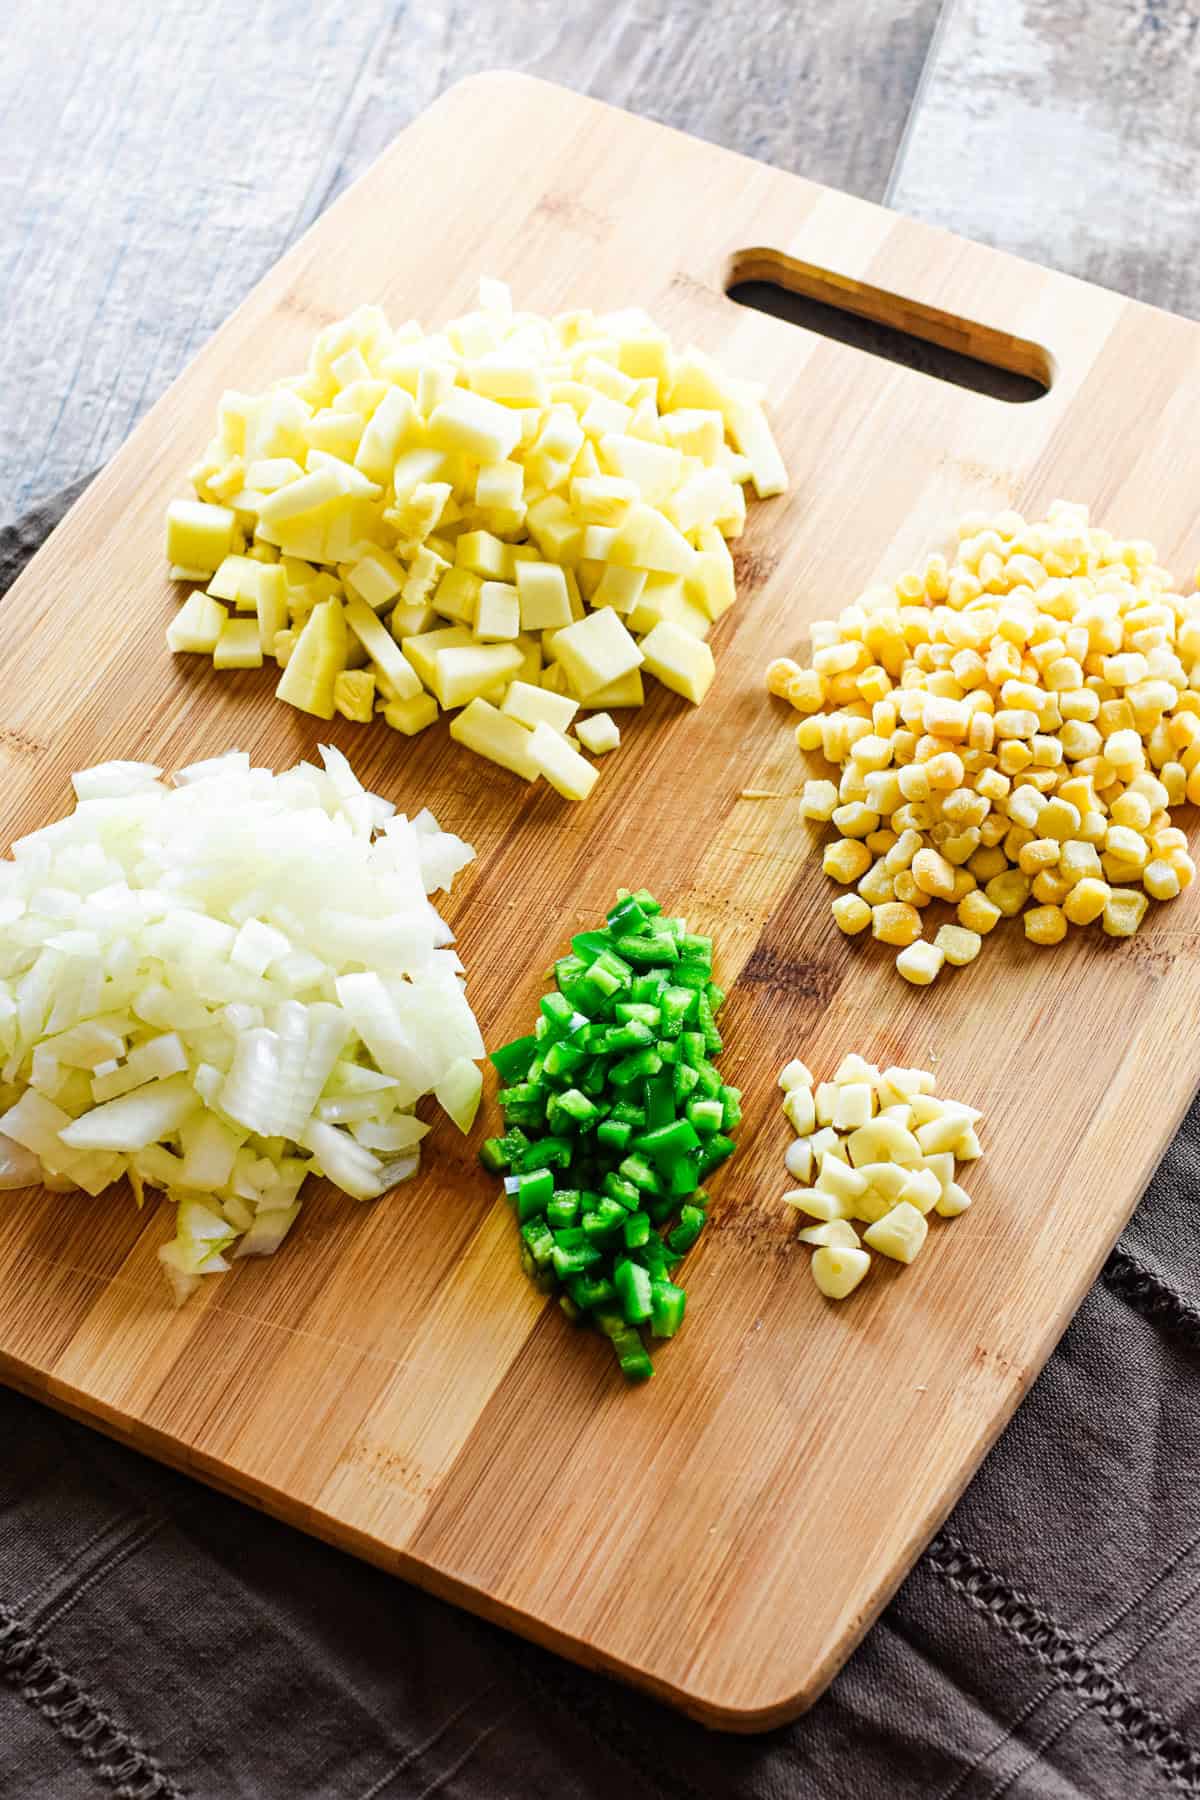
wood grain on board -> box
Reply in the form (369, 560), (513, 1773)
(4, 74), (1200, 1728)
(0, 0), (941, 522)
(890, 0), (1200, 317)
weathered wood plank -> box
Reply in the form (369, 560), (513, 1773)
(0, 0), (942, 522)
(889, 0), (1200, 315)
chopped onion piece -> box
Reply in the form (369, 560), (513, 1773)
(0, 749), (481, 1301)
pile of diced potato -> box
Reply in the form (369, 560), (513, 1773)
(769, 501), (1200, 982)
(165, 279), (786, 800)
(778, 1055), (981, 1299)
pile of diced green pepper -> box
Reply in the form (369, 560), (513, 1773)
(480, 889), (738, 1382)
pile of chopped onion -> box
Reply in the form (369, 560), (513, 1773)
(0, 748), (482, 1302)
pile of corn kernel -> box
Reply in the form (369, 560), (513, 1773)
(778, 1055), (981, 1299)
(767, 501), (1199, 985)
(165, 278), (786, 803)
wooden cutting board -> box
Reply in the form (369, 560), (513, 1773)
(3, 72), (1200, 1732)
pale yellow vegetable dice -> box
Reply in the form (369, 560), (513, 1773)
(475, 582), (521, 642)
(575, 713), (621, 754)
(381, 690), (439, 735)
(427, 389), (521, 463)
(525, 721), (599, 801)
(432, 642), (525, 709)
(344, 599), (423, 701)
(500, 680), (578, 736)
(863, 1200), (928, 1263)
(799, 779), (839, 821)
(166, 499), (236, 574)
(213, 617), (263, 670)
(784, 1138), (814, 1183)
(401, 625), (474, 690)
(816, 1153), (868, 1206)
(515, 561), (573, 632)
(897, 1167), (943, 1215)
(579, 667), (645, 709)
(333, 669), (376, 722)
(811, 1244), (871, 1299)
(638, 620), (716, 705)
(935, 1182), (973, 1217)
(449, 697), (538, 778)
(275, 598), (346, 719)
(832, 1083), (873, 1131)
(166, 591), (227, 654)
(551, 609), (644, 700)
(1024, 904), (1067, 945)
(778, 1059), (814, 1091)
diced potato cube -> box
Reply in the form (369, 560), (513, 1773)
(353, 386), (415, 482)
(576, 667), (644, 708)
(897, 1167), (943, 1215)
(333, 669), (376, 722)
(344, 600), (423, 700)
(551, 609), (644, 700)
(778, 1059), (814, 1090)
(275, 598), (346, 719)
(815, 1081), (839, 1127)
(501, 679), (578, 735)
(433, 642), (525, 709)
(427, 388), (521, 463)
(811, 1244), (871, 1299)
(166, 499), (236, 573)
(213, 617), (264, 669)
(345, 547), (405, 609)
(449, 696), (539, 778)
(607, 502), (696, 576)
(456, 529), (515, 582)
(592, 564), (647, 614)
(516, 561), (573, 632)
(863, 1200), (928, 1263)
(575, 713), (620, 754)
(846, 1117), (923, 1168)
(639, 619), (715, 705)
(382, 691), (439, 735)
(528, 720), (600, 802)
(166, 591), (227, 654)
(475, 582), (520, 641)
(401, 625), (474, 689)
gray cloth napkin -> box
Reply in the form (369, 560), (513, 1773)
(3, 484), (1200, 1800)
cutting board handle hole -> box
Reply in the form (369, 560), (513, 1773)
(725, 250), (1053, 402)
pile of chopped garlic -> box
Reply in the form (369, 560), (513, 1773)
(767, 501), (1199, 985)
(778, 1056), (981, 1299)
(166, 279), (786, 802)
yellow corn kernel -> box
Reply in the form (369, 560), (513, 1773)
(958, 889), (1002, 935)
(1017, 837), (1060, 875)
(968, 845), (1009, 881)
(1104, 824), (1148, 868)
(895, 940), (944, 986)
(1062, 876), (1110, 925)
(1143, 858), (1181, 901)
(831, 801), (879, 838)
(871, 901), (923, 947)
(985, 869), (1032, 916)
(799, 779), (839, 821)
(832, 894), (872, 934)
(823, 838), (873, 884)
(1102, 888), (1148, 937)
(865, 828), (898, 856)
(766, 656), (804, 697)
(786, 669), (826, 712)
(857, 859), (896, 906)
(1168, 849), (1196, 888)
(934, 923), (982, 966)
(942, 828), (982, 865)
(884, 828), (923, 873)
(857, 665), (893, 704)
(910, 847), (956, 899)
(1032, 869), (1074, 905)
(1060, 839), (1102, 884)
(924, 751), (965, 790)
(795, 716), (825, 751)
(897, 763), (931, 802)
(1024, 903), (1067, 945)
(892, 870), (931, 907)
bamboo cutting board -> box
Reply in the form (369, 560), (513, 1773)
(3, 73), (1200, 1731)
